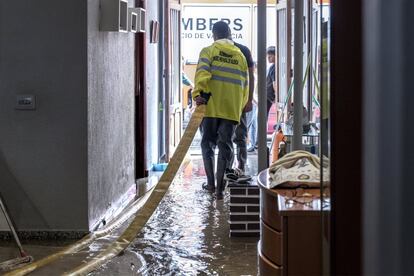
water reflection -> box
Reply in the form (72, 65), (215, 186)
(97, 156), (258, 275)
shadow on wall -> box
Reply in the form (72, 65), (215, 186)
(0, 149), (49, 232)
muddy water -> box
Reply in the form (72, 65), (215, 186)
(98, 156), (259, 275)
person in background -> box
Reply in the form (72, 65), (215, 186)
(247, 63), (258, 152)
(253, 46), (277, 150)
(230, 32), (255, 173)
(266, 46), (277, 119)
(192, 21), (249, 200)
(182, 70), (193, 88)
(181, 57), (194, 108)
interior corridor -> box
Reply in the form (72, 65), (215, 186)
(94, 153), (259, 275)
(1, 0), (414, 275)
(0, 150), (260, 275)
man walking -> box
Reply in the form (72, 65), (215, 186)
(231, 32), (255, 172)
(192, 21), (249, 200)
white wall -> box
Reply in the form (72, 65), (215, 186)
(145, 0), (162, 169)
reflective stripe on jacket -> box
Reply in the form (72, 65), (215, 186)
(192, 39), (249, 123)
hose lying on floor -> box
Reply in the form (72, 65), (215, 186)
(7, 105), (206, 276)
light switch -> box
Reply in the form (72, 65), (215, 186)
(15, 95), (36, 110)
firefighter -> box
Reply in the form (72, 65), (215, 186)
(192, 21), (249, 200)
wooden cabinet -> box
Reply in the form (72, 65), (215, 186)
(258, 242), (283, 276)
(258, 170), (322, 276)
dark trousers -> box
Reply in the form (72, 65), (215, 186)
(200, 117), (236, 194)
(266, 99), (273, 119)
(232, 112), (248, 171)
(254, 100), (274, 148)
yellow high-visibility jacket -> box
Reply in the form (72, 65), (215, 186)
(192, 39), (249, 123)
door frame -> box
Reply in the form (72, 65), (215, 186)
(164, 0), (182, 160)
(330, 1), (362, 274)
(135, 0), (147, 178)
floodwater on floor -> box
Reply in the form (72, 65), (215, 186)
(95, 154), (259, 276)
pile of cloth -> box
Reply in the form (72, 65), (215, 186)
(268, 150), (329, 189)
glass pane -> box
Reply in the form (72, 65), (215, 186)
(320, 1), (331, 275)
(277, 8), (287, 106)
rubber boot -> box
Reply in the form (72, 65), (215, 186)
(203, 156), (215, 191)
(216, 157), (227, 198)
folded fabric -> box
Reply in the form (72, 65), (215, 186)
(268, 150), (329, 188)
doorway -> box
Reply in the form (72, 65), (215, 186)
(135, 0), (146, 178)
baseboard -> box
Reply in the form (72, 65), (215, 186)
(0, 230), (88, 240)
